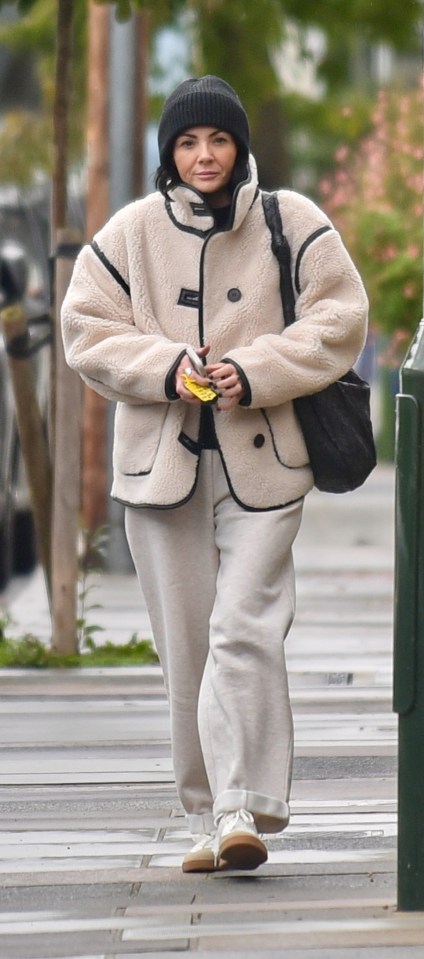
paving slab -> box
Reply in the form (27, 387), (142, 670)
(1, 464), (421, 957)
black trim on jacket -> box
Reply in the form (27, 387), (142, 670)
(165, 349), (187, 400)
(215, 440), (305, 513)
(221, 357), (252, 407)
(260, 409), (309, 469)
(164, 196), (213, 238)
(91, 241), (131, 298)
(294, 226), (332, 295)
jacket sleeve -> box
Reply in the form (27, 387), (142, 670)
(224, 193), (369, 410)
(61, 213), (187, 406)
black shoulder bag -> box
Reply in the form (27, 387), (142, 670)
(262, 191), (376, 494)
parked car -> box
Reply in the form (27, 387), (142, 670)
(0, 188), (51, 590)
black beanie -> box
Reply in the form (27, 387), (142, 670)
(157, 75), (250, 164)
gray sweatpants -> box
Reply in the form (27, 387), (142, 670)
(125, 450), (303, 836)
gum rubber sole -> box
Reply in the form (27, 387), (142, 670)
(181, 852), (216, 874)
(218, 834), (268, 871)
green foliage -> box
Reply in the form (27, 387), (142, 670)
(0, 0), (421, 192)
(2, 0), (38, 11)
(75, 633), (159, 667)
(77, 524), (108, 649)
(162, 1), (421, 190)
(283, 87), (374, 196)
(91, 0), (184, 18)
(98, 0), (424, 54)
(0, 520), (160, 668)
(0, 630), (159, 667)
(0, 607), (159, 668)
(0, 0), (87, 185)
(193, 0), (285, 127)
(0, 631), (52, 667)
(284, 0), (422, 55)
(0, 0), (54, 53)
(0, 108), (53, 185)
(108, 0), (132, 20)
(320, 84), (423, 358)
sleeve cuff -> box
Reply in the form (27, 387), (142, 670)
(222, 357), (252, 407)
(165, 349), (187, 400)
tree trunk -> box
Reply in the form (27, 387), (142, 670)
(82, 1), (110, 533)
(51, 229), (83, 656)
(51, 0), (81, 654)
(52, 0), (75, 236)
(82, 7), (150, 549)
(50, 0), (75, 458)
(134, 10), (150, 197)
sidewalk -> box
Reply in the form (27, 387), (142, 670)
(1, 463), (422, 958)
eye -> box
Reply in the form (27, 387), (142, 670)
(178, 138), (195, 149)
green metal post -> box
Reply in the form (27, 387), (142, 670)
(394, 319), (424, 910)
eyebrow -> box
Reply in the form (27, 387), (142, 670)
(178, 129), (224, 140)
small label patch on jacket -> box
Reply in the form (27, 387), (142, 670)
(190, 202), (210, 217)
(178, 288), (200, 308)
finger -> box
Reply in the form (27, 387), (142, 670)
(218, 375), (242, 394)
(208, 364), (238, 385)
(197, 344), (210, 359)
(205, 362), (231, 377)
(217, 395), (238, 411)
(178, 366), (209, 387)
(210, 372), (235, 389)
(176, 373), (200, 402)
(178, 385), (201, 404)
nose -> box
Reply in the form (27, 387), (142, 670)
(198, 140), (213, 161)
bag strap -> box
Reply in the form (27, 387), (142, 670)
(261, 191), (296, 327)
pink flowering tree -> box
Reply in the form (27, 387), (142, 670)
(320, 82), (423, 366)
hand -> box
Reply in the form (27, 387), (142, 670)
(206, 361), (245, 411)
(175, 344), (211, 404)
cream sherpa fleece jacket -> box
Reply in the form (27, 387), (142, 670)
(61, 155), (368, 510)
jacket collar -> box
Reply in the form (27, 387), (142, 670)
(165, 153), (259, 237)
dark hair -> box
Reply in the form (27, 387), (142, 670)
(155, 158), (180, 195)
(154, 147), (249, 198)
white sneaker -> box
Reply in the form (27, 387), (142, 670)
(216, 809), (268, 871)
(182, 833), (216, 873)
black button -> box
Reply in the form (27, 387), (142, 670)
(253, 434), (265, 448)
(227, 288), (242, 302)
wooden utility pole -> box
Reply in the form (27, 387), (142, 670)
(82, 1), (110, 533)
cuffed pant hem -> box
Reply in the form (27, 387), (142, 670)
(187, 812), (216, 836)
(213, 790), (290, 834)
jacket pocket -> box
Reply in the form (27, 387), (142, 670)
(261, 403), (309, 469)
(113, 402), (169, 476)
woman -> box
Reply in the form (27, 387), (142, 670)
(61, 75), (368, 873)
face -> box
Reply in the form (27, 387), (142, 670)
(172, 126), (238, 207)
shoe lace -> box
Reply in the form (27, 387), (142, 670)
(193, 833), (215, 850)
(221, 808), (254, 831)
